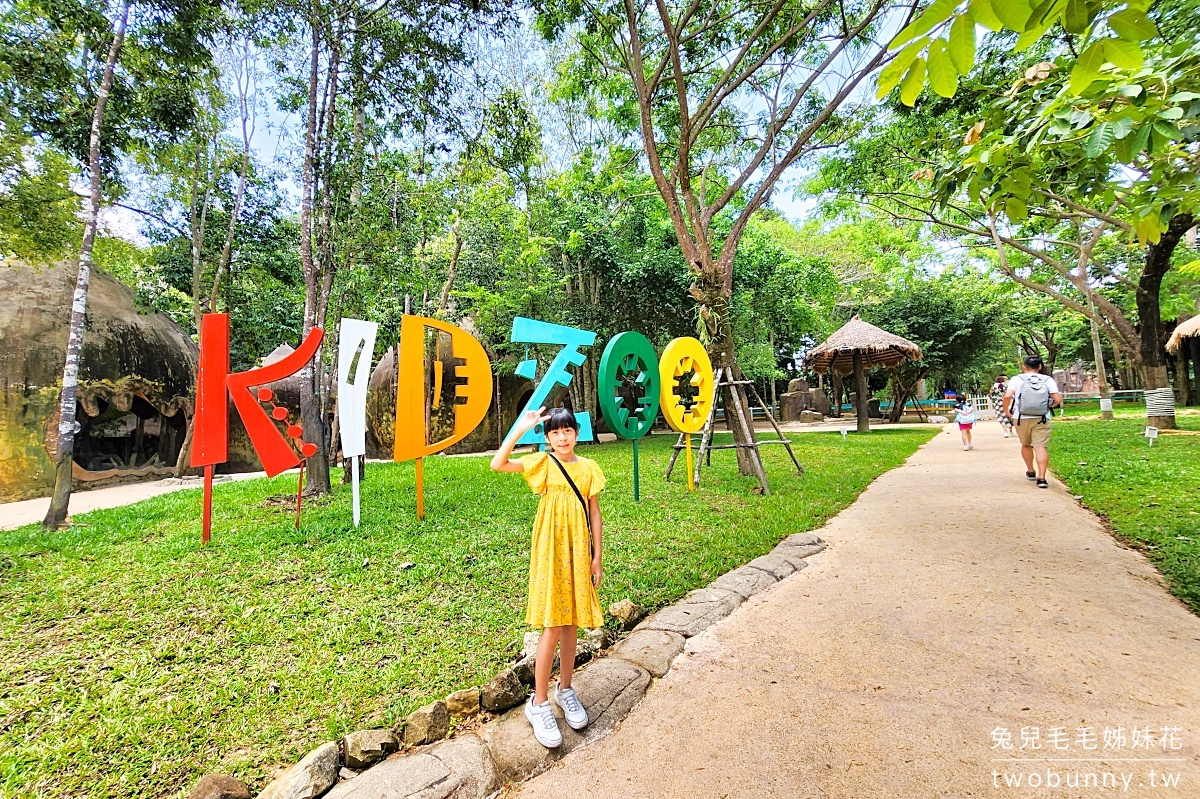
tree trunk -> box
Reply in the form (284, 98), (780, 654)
(435, 218), (462, 315)
(1176, 346), (1191, 407)
(172, 44), (254, 482)
(1137, 213), (1193, 429)
(852, 353), (870, 434)
(1044, 340), (1061, 376)
(768, 331), (777, 417)
(700, 282), (764, 482)
(210, 49), (252, 313)
(298, 22), (332, 494)
(306, 34), (343, 496)
(886, 371), (919, 423)
(189, 142), (208, 334)
(831, 372), (843, 417)
(173, 414), (196, 477)
(43, 1), (131, 529)
(1088, 295), (1114, 420)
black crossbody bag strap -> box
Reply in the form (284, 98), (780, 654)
(547, 453), (592, 534)
(549, 453), (595, 559)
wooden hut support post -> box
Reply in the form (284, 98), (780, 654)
(853, 351), (870, 434)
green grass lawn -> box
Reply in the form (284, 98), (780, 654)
(1057, 399), (1200, 419)
(0, 428), (935, 799)
(1058, 399), (1148, 418)
(1052, 415), (1200, 613)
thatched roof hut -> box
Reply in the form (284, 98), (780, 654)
(806, 316), (923, 374)
(1166, 315), (1199, 355)
(805, 316), (922, 432)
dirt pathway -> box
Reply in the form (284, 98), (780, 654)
(516, 421), (1200, 798)
(0, 471), (272, 530)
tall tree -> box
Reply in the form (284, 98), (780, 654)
(263, 0), (512, 495)
(536, 0), (922, 480)
(1, 0), (221, 527)
(821, 27), (1199, 427)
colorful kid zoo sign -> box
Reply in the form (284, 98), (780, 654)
(191, 314), (716, 540)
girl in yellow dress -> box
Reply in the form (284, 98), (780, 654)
(490, 406), (605, 748)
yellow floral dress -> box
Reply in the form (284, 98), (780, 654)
(519, 452), (606, 629)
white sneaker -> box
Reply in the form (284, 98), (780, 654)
(553, 681), (589, 730)
(525, 695), (562, 748)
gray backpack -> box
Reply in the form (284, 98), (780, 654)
(1018, 374), (1052, 420)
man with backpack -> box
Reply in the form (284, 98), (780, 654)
(1001, 355), (1063, 489)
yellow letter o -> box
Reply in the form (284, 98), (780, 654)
(658, 337), (715, 433)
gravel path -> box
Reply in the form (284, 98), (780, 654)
(516, 421), (1200, 798)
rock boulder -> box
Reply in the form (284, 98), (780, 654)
(446, 687), (481, 718)
(185, 775), (250, 799)
(481, 668), (525, 712)
(342, 729), (399, 770)
(607, 599), (647, 629)
(404, 701), (450, 747)
(256, 742), (339, 799)
(325, 734), (498, 799)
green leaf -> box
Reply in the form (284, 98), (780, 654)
(1108, 8), (1156, 40)
(993, 0), (1032, 31)
(1157, 106), (1184, 120)
(1113, 129), (1135, 161)
(877, 37), (931, 98)
(1112, 115), (1135, 138)
(1049, 118), (1073, 135)
(1086, 121), (1114, 156)
(1012, 169), (1031, 196)
(1178, 259), (1200, 278)
(891, 0), (961, 49)
(1069, 40), (1106, 94)
(1030, 0), (1066, 26)
(900, 57), (927, 106)
(1002, 170), (1032, 197)
(1130, 120), (1152, 155)
(1117, 83), (1144, 97)
(927, 41), (959, 97)
(1063, 0), (1091, 33)
(1016, 22), (1051, 50)
(1069, 108), (1094, 128)
(948, 14), (976, 72)
(1153, 120), (1180, 139)
(1005, 196), (1028, 222)
(968, 0), (1004, 30)
(1136, 213), (1161, 244)
(1102, 38), (1143, 69)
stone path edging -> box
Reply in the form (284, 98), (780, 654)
(216, 533), (826, 799)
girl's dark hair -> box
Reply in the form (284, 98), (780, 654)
(543, 407), (579, 435)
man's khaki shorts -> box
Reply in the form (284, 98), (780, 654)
(1016, 417), (1052, 448)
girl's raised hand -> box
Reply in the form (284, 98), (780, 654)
(515, 406), (548, 436)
